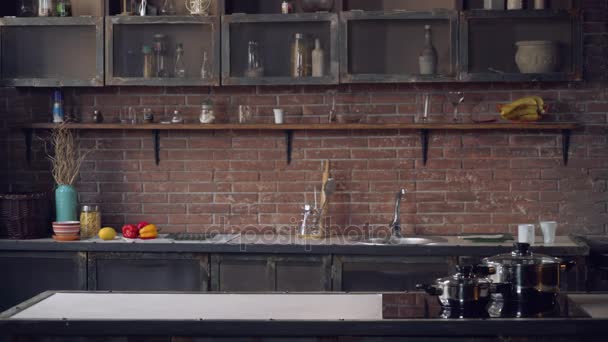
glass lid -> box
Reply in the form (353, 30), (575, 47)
(484, 243), (562, 266)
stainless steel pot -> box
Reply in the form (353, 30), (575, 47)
(417, 265), (497, 310)
(482, 243), (575, 303)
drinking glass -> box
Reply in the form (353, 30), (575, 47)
(540, 221), (557, 245)
(518, 224), (536, 246)
(447, 91), (465, 122)
(238, 105), (253, 124)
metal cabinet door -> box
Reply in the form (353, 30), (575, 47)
(210, 254), (332, 292)
(0, 251), (86, 311)
(333, 255), (456, 292)
(88, 252), (209, 291)
(275, 255), (332, 292)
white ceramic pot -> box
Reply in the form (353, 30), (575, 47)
(515, 40), (559, 74)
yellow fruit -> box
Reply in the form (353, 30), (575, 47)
(139, 224), (158, 235)
(516, 113), (541, 122)
(98, 227), (117, 241)
(530, 96), (546, 114)
(501, 105), (539, 120)
(500, 97), (538, 116)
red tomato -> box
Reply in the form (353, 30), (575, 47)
(121, 224), (139, 239)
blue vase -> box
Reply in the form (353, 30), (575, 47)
(55, 185), (78, 222)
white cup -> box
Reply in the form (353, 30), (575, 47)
(273, 109), (284, 124)
(518, 224), (536, 245)
(540, 221), (557, 245)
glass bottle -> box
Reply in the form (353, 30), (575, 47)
(56, 0), (71, 17)
(245, 41), (264, 77)
(174, 43), (186, 78)
(200, 50), (211, 79)
(311, 38), (324, 77)
(160, 0), (176, 15)
(291, 33), (310, 77)
(18, 0), (36, 17)
(419, 25), (438, 75)
(153, 34), (168, 77)
(38, 0), (52, 16)
(142, 45), (154, 78)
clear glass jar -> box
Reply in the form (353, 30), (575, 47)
(80, 205), (101, 239)
(245, 41), (263, 77)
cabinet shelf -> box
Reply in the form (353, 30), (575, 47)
(23, 122), (578, 167)
(459, 9), (583, 82)
(340, 10), (459, 84)
(0, 17), (104, 87)
(221, 13), (340, 85)
(105, 15), (221, 86)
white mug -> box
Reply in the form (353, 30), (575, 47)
(518, 224), (535, 245)
(540, 221), (557, 245)
(273, 109), (284, 124)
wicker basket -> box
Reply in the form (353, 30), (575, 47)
(0, 192), (52, 239)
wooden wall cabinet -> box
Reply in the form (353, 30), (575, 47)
(332, 255), (456, 292)
(0, 251), (86, 312)
(87, 252), (210, 291)
(340, 10), (458, 83)
(221, 13), (340, 85)
(105, 15), (221, 86)
(0, 17), (104, 87)
(459, 9), (583, 82)
(210, 254), (332, 292)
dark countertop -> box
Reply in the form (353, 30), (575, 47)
(0, 291), (606, 338)
(0, 235), (590, 256)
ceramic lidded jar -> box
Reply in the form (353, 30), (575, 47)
(515, 41), (559, 74)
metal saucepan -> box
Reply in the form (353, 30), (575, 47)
(417, 265), (503, 311)
(482, 243), (575, 304)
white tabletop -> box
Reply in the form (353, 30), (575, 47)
(10, 293), (383, 321)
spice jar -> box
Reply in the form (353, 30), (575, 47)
(80, 205), (101, 239)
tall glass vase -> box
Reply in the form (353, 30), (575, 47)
(55, 185), (78, 222)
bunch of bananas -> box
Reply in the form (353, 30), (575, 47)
(499, 96), (546, 122)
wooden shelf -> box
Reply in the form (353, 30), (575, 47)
(27, 122), (578, 131)
(24, 122), (578, 167)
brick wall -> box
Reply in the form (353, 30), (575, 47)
(0, 1), (606, 236)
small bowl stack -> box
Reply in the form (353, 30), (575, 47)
(52, 221), (81, 241)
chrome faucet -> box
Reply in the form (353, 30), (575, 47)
(389, 189), (406, 238)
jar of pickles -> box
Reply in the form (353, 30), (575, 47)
(80, 205), (101, 239)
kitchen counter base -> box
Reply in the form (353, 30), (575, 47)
(1, 291), (608, 339)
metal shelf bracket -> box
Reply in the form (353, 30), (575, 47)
(286, 130), (294, 165)
(153, 129), (160, 166)
(421, 129), (430, 166)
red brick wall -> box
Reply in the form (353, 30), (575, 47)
(1, 2), (606, 236)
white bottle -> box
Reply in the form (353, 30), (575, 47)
(311, 38), (324, 77)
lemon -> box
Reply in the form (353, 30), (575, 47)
(98, 227), (117, 241)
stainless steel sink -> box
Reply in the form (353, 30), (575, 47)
(351, 236), (447, 246)
(167, 233), (240, 243)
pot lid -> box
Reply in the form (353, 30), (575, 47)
(484, 243), (562, 266)
(436, 265), (492, 287)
